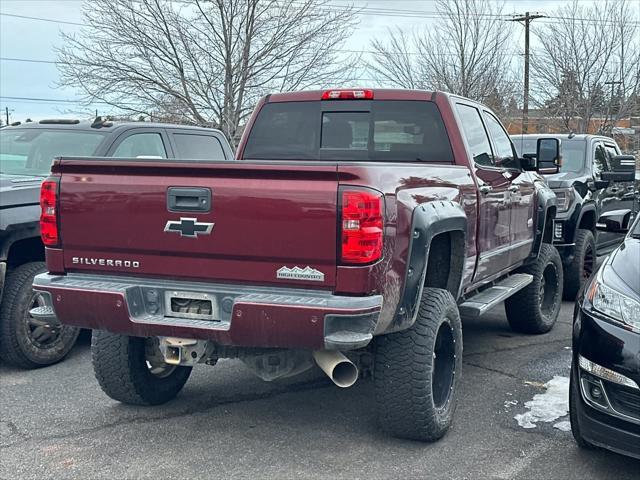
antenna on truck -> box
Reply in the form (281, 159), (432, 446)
(91, 116), (113, 129)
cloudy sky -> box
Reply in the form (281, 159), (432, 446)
(0, 0), (621, 121)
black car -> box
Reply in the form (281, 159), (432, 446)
(512, 134), (638, 299)
(0, 118), (233, 369)
(570, 212), (640, 459)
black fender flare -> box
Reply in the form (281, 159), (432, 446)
(392, 201), (467, 332)
(0, 223), (41, 263)
(0, 224), (41, 302)
(575, 203), (597, 235)
(529, 185), (557, 261)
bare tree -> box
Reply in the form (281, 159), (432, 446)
(57, 0), (358, 146)
(366, 0), (517, 111)
(532, 0), (640, 133)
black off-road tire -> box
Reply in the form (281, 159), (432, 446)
(563, 229), (596, 301)
(0, 262), (80, 368)
(505, 243), (563, 334)
(374, 287), (463, 441)
(91, 330), (192, 405)
(569, 362), (595, 450)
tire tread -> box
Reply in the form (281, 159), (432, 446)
(91, 330), (191, 406)
(375, 288), (462, 441)
(0, 262), (79, 368)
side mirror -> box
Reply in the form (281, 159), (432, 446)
(520, 154), (537, 171)
(596, 209), (632, 233)
(600, 155), (636, 182)
(536, 138), (560, 174)
(593, 179), (610, 190)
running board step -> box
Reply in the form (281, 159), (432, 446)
(459, 273), (533, 319)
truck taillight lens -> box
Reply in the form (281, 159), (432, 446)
(340, 189), (383, 264)
(40, 179), (59, 246)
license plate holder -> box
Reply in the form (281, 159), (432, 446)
(164, 291), (219, 321)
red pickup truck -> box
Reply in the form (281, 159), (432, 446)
(32, 89), (562, 441)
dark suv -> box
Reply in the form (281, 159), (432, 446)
(512, 134), (638, 299)
(0, 119), (233, 368)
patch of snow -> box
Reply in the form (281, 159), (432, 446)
(514, 376), (570, 429)
(553, 420), (571, 432)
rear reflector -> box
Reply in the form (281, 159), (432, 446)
(340, 189), (383, 264)
(40, 179), (59, 246)
(321, 89), (374, 100)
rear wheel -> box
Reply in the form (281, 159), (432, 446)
(563, 229), (595, 300)
(505, 243), (563, 334)
(0, 262), (80, 368)
(91, 330), (192, 405)
(374, 287), (462, 441)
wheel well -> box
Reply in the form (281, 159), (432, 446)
(6, 237), (44, 268)
(424, 231), (465, 298)
(578, 210), (596, 231)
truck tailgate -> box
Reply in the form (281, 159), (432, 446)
(55, 159), (339, 288)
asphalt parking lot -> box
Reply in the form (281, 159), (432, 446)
(1, 301), (639, 480)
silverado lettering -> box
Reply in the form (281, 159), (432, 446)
(33, 88), (563, 442)
(72, 257), (140, 268)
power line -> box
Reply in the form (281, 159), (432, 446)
(2, 7), (639, 28)
(0, 12), (84, 26)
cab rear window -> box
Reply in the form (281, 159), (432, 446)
(243, 100), (454, 163)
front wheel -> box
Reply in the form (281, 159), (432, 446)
(0, 262), (80, 368)
(505, 243), (563, 334)
(374, 287), (463, 441)
(563, 229), (596, 300)
(91, 331), (192, 405)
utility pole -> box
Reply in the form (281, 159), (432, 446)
(5, 106), (9, 126)
(509, 12), (545, 134)
(604, 80), (622, 134)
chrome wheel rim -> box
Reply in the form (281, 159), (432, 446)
(25, 292), (62, 347)
(145, 338), (177, 378)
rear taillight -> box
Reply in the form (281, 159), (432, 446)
(40, 179), (59, 246)
(340, 189), (383, 264)
(321, 89), (374, 100)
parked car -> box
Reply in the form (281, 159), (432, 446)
(511, 134), (638, 299)
(32, 89), (563, 441)
(570, 211), (640, 459)
(0, 118), (233, 368)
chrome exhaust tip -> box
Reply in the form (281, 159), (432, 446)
(312, 350), (358, 388)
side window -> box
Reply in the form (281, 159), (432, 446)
(592, 144), (609, 177)
(173, 134), (226, 160)
(112, 133), (167, 158)
(455, 104), (494, 167)
(483, 112), (516, 168)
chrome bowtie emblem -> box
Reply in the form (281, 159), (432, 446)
(164, 217), (214, 238)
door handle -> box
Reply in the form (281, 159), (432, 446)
(167, 187), (212, 212)
(508, 185), (520, 193)
(479, 185), (493, 194)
